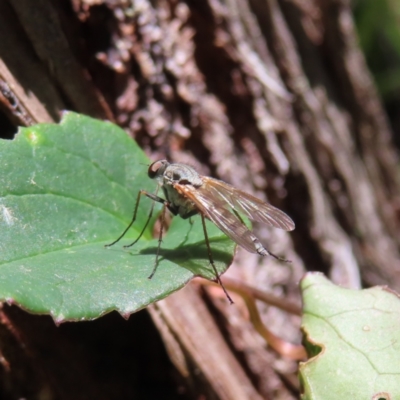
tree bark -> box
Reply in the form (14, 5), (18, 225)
(0, 0), (398, 399)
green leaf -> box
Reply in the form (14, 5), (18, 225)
(0, 112), (235, 322)
(300, 273), (400, 400)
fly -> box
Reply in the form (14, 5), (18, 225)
(106, 160), (295, 303)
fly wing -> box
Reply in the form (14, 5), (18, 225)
(172, 182), (266, 254)
(202, 177), (295, 231)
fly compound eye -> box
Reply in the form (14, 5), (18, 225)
(148, 160), (168, 179)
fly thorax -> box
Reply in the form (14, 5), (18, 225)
(162, 164), (202, 218)
(164, 164), (203, 187)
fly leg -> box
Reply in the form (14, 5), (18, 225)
(148, 202), (169, 279)
(201, 214), (234, 304)
(105, 188), (164, 248)
(106, 188), (172, 280)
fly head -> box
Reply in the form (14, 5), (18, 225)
(148, 160), (169, 181)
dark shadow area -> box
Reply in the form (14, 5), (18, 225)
(0, 110), (17, 139)
(0, 305), (191, 400)
(0, 1), (64, 121)
(137, 238), (233, 277)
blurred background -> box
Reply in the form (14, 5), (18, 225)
(354, 0), (400, 145)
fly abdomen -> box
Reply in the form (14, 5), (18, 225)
(253, 237), (269, 257)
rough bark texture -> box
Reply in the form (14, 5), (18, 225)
(0, 0), (399, 399)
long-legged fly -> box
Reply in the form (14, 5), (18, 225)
(106, 160), (295, 303)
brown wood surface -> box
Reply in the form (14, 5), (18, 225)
(0, 0), (398, 399)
